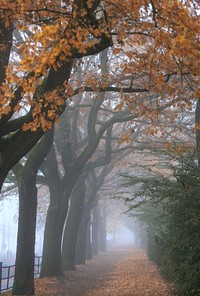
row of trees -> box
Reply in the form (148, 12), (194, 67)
(3, 48), (143, 294)
(0, 0), (199, 295)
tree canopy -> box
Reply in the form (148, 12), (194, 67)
(0, 0), (199, 131)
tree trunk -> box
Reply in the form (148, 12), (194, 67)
(13, 176), (37, 295)
(62, 177), (86, 270)
(75, 212), (91, 265)
(40, 193), (66, 277)
(92, 204), (99, 256)
(40, 146), (66, 277)
(85, 216), (92, 260)
(40, 191), (70, 277)
(0, 18), (13, 191)
(0, 172), (7, 191)
(98, 206), (106, 252)
(40, 143), (79, 276)
(0, 19), (13, 85)
(12, 129), (53, 295)
(41, 130), (97, 275)
(40, 82), (113, 276)
(195, 99), (200, 166)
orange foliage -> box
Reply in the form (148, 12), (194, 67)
(0, 0), (199, 131)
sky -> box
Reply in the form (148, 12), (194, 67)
(0, 197), (18, 262)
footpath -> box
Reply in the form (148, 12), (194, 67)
(5, 246), (174, 296)
(35, 245), (174, 296)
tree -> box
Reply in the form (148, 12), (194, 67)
(0, 2), (199, 294)
(40, 47), (139, 276)
(12, 128), (53, 295)
(0, 0), (112, 190)
(40, 112), (113, 275)
(0, 0), (199, 191)
(61, 165), (112, 268)
(61, 174), (87, 270)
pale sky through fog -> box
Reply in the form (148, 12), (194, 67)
(0, 197), (18, 261)
(0, 197), (43, 261)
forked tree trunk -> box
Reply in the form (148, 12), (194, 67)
(40, 144), (78, 276)
(41, 187), (77, 276)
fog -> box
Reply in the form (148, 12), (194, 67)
(0, 194), (141, 265)
(0, 196), (44, 262)
(107, 224), (135, 246)
(0, 197), (18, 261)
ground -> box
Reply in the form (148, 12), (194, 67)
(5, 246), (175, 296)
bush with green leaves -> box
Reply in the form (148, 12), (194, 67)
(121, 156), (200, 295)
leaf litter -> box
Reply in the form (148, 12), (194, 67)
(4, 246), (175, 296)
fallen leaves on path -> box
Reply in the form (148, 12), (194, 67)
(3, 246), (175, 296)
(83, 248), (173, 296)
(35, 246), (174, 296)
(35, 277), (58, 295)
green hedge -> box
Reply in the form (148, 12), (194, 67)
(123, 157), (200, 295)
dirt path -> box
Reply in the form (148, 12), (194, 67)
(33, 246), (174, 296)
